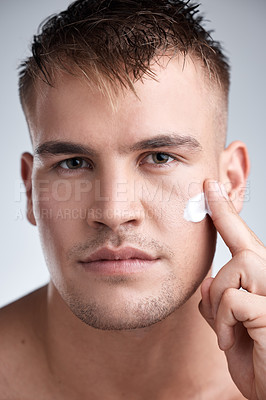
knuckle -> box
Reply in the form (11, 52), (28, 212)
(221, 287), (237, 306)
(234, 249), (266, 293)
(235, 249), (255, 265)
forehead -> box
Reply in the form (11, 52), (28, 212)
(29, 57), (218, 149)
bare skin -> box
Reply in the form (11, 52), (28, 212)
(1, 57), (262, 399)
(0, 283), (245, 400)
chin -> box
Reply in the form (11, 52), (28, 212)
(58, 275), (201, 331)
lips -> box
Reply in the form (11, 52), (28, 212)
(80, 246), (157, 263)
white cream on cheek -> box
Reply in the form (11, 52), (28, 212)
(183, 192), (211, 223)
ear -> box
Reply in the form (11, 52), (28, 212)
(21, 152), (36, 226)
(219, 141), (250, 213)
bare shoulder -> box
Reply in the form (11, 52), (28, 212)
(0, 285), (49, 397)
(227, 391), (247, 400)
(0, 284), (48, 340)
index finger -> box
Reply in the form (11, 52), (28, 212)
(204, 179), (264, 257)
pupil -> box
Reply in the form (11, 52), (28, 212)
(153, 153), (169, 163)
(67, 158), (82, 169)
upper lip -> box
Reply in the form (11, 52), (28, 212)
(80, 247), (158, 262)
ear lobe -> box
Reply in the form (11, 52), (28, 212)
(219, 141), (250, 213)
(21, 152), (36, 226)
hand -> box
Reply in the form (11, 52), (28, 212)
(199, 180), (266, 400)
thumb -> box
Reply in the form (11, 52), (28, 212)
(199, 277), (215, 331)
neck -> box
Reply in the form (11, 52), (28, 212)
(38, 280), (235, 399)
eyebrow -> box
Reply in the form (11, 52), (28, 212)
(34, 133), (202, 158)
(34, 141), (95, 157)
(125, 133), (202, 153)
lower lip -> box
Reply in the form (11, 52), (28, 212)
(80, 259), (158, 275)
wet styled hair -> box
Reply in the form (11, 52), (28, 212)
(18, 0), (230, 110)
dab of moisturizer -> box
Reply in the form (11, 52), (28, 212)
(184, 192), (211, 223)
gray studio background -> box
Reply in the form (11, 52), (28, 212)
(0, 0), (265, 307)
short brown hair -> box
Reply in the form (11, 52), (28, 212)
(18, 0), (230, 111)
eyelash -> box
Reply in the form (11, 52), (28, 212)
(58, 158), (93, 170)
(140, 152), (179, 168)
(54, 152), (180, 173)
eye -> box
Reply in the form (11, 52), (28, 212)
(59, 157), (92, 170)
(140, 152), (176, 166)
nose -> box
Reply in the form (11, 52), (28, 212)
(86, 170), (144, 231)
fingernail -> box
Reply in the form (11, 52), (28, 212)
(219, 183), (229, 200)
(207, 180), (229, 201)
(207, 180), (220, 195)
(205, 195), (212, 217)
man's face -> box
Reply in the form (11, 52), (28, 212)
(26, 57), (220, 330)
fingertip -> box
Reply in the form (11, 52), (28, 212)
(199, 278), (215, 325)
(204, 180), (226, 202)
(201, 277), (214, 299)
(200, 277), (214, 318)
(218, 332), (235, 351)
(203, 179), (217, 196)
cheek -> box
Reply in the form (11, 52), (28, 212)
(31, 178), (87, 263)
(156, 198), (216, 282)
(142, 176), (217, 270)
(32, 192), (86, 292)
(139, 162), (217, 227)
(139, 174), (197, 229)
